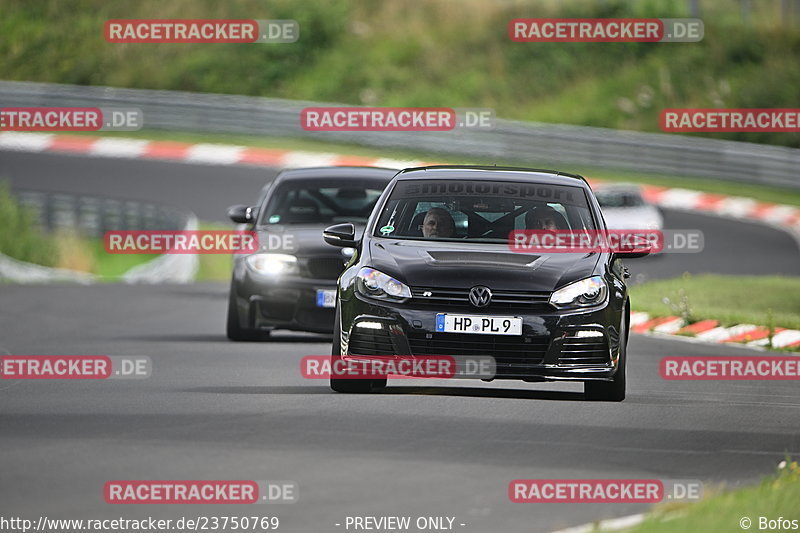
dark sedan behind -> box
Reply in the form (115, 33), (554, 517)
(226, 166), (396, 340)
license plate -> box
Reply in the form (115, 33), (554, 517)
(436, 314), (522, 335)
(316, 289), (337, 308)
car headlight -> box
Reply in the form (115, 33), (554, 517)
(245, 253), (298, 276)
(549, 276), (607, 309)
(356, 267), (411, 301)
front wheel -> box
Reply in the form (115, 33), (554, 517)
(584, 304), (628, 402)
(329, 304), (385, 393)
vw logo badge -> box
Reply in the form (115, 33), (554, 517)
(469, 286), (492, 308)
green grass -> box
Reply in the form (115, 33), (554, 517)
(74, 129), (800, 208)
(629, 274), (800, 330)
(2, 0), (799, 147)
(0, 180), (164, 278)
(625, 461), (800, 533)
(0, 181), (59, 267)
(0, 189), (234, 282)
(196, 221), (235, 281)
(90, 240), (160, 278)
(196, 251), (234, 282)
(95, 220), (237, 281)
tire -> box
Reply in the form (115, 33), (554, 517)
(226, 284), (270, 342)
(584, 303), (628, 402)
(329, 304), (385, 393)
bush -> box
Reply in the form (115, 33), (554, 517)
(1, 0), (798, 146)
(0, 181), (58, 267)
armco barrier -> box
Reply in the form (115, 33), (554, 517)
(0, 188), (196, 283)
(15, 189), (189, 238)
(0, 80), (798, 190)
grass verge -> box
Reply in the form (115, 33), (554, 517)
(90, 240), (160, 279)
(624, 460), (800, 533)
(0, 180), (160, 279)
(0, 181), (58, 267)
(629, 274), (800, 331)
(0, 187), (232, 282)
(196, 221), (234, 282)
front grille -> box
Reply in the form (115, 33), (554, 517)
(411, 287), (551, 310)
(347, 328), (396, 356)
(295, 308), (335, 329)
(306, 257), (346, 279)
(258, 300), (295, 321)
(559, 336), (610, 366)
(407, 332), (549, 366)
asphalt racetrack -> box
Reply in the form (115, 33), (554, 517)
(1, 149), (799, 532)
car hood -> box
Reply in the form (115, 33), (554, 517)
(368, 239), (599, 292)
(256, 225), (358, 257)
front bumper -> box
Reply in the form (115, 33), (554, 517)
(340, 294), (623, 381)
(234, 269), (337, 334)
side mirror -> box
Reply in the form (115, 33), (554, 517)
(323, 223), (357, 247)
(612, 246), (652, 261)
(623, 249), (651, 259)
(227, 204), (257, 224)
(611, 232), (653, 260)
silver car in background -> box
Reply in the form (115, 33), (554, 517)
(594, 184), (663, 230)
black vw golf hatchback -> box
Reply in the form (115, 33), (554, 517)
(323, 166), (649, 401)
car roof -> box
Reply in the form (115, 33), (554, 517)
(275, 166), (398, 182)
(395, 165), (589, 187)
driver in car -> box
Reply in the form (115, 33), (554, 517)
(526, 205), (569, 230)
(422, 207), (455, 238)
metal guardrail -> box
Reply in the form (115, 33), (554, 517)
(14, 189), (189, 238)
(1, 80), (798, 190)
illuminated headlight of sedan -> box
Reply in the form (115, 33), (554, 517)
(245, 253), (299, 276)
(356, 267), (411, 301)
(549, 276), (608, 309)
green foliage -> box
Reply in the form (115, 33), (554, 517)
(0, 180), (159, 276)
(0, 181), (57, 267)
(1, 0), (798, 146)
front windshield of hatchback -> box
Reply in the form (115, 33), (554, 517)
(259, 178), (385, 226)
(373, 179), (595, 243)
